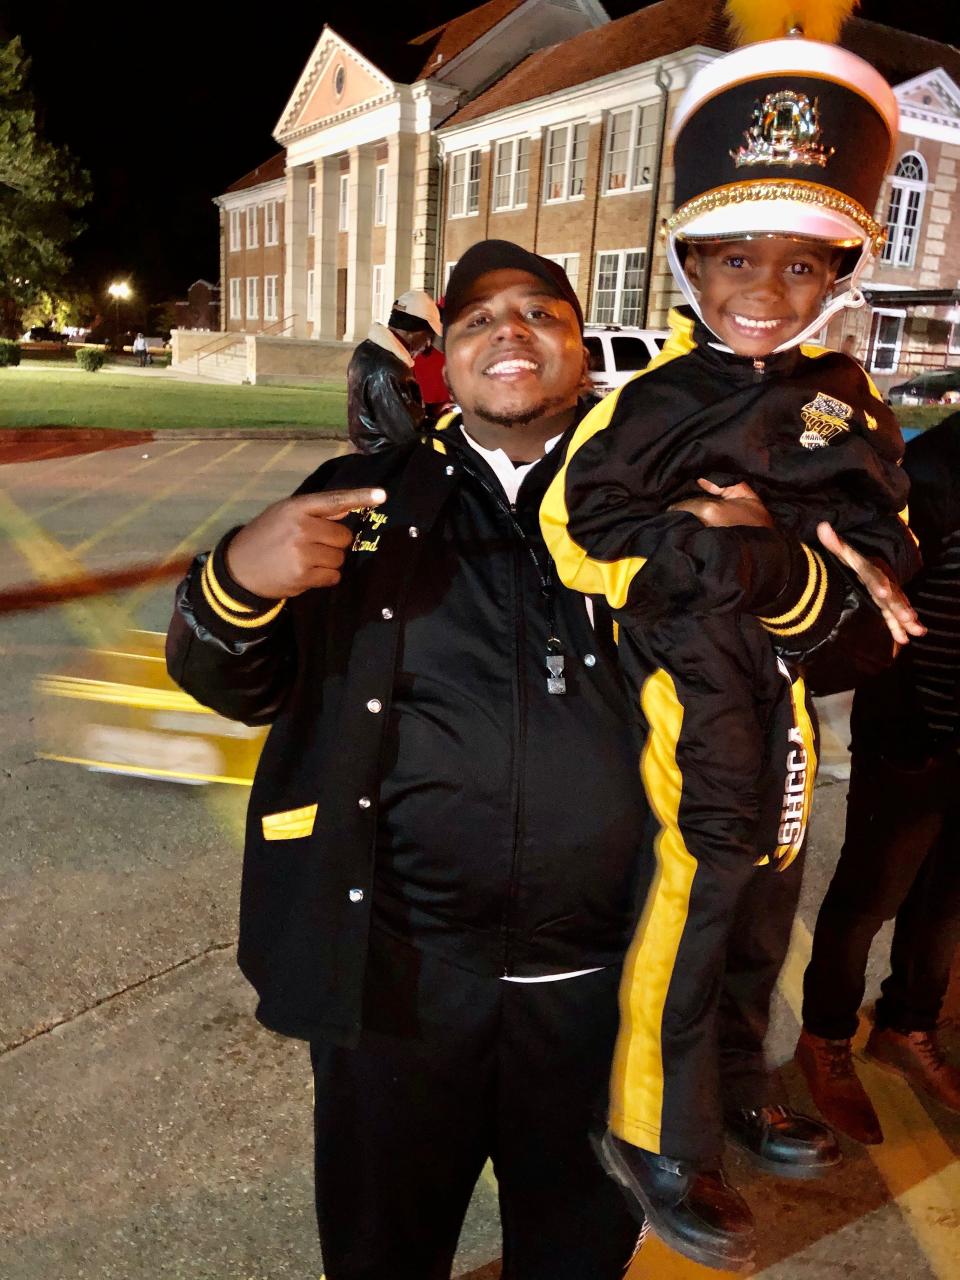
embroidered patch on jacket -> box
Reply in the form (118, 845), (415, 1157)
(799, 392), (853, 450)
(351, 506), (389, 553)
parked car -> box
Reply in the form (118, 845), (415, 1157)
(887, 367), (960, 406)
(22, 326), (68, 345)
(583, 324), (669, 395)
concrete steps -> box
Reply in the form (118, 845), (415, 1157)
(195, 346), (248, 383)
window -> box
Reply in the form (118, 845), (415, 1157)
(246, 276), (259, 321)
(246, 205), (258, 250)
(265, 200), (279, 246)
(445, 262), (457, 288)
(264, 275), (278, 322)
(229, 209), (241, 252)
(544, 122), (589, 202)
(493, 137), (530, 211)
(229, 277), (241, 320)
(339, 174), (349, 232)
(868, 310), (905, 373)
(544, 252), (580, 294)
(611, 336), (652, 371)
(307, 185), (316, 236)
(881, 152), (927, 268)
(603, 104), (659, 193)
(591, 249), (646, 325)
(949, 319), (960, 356)
(371, 264), (386, 323)
(307, 270), (316, 323)
(448, 149), (481, 217)
(374, 165), (388, 226)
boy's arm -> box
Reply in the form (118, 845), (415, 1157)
(541, 391), (849, 647)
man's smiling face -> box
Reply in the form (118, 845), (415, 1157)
(443, 268), (586, 429)
(683, 237), (841, 357)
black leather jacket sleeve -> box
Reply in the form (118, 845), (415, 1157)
(347, 340), (425, 454)
(166, 547), (297, 725)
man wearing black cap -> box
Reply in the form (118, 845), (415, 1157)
(165, 240), (647, 1278)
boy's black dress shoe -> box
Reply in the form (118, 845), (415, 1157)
(595, 1129), (756, 1272)
(725, 1105), (841, 1179)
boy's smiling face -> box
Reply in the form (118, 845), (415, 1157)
(682, 237), (842, 357)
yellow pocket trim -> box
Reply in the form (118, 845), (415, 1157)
(261, 804), (318, 841)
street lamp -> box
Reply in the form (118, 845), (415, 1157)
(107, 280), (132, 349)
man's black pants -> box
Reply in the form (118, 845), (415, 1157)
(803, 746), (960, 1039)
(310, 931), (640, 1280)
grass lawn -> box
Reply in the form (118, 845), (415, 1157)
(0, 363), (348, 432)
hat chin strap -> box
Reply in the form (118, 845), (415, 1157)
(666, 234), (872, 355)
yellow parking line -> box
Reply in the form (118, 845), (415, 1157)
(0, 487), (128, 644)
(34, 441), (200, 519)
(70, 441), (249, 555)
(122, 440), (297, 615)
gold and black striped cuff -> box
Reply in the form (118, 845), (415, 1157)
(199, 540), (285, 631)
(759, 543), (829, 639)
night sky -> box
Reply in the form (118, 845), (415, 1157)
(2, 1), (956, 315)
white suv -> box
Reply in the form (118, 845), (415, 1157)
(584, 325), (669, 396)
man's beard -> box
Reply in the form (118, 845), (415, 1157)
(469, 388), (572, 429)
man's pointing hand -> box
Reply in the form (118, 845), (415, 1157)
(225, 487), (387, 599)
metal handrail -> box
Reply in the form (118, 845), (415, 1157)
(194, 314), (298, 372)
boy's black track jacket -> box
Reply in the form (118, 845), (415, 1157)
(166, 422), (648, 1045)
(542, 308), (919, 656)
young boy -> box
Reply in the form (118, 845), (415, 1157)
(541, 10), (921, 1272)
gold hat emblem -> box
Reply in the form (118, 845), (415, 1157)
(800, 392), (852, 450)
(732, 91), (835, 169)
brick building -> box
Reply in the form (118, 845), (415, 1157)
(197, 0), (960, 387)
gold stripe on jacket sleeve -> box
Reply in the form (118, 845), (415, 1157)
(201, 557), (286, 629)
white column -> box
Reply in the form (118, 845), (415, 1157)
(314, 156), (340, 339)
(284, 164), (310, 338)
(344, 144), (375, 343)
(385, 131), (417, 304)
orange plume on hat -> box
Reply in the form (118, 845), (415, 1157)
(725, 0), (859, 45)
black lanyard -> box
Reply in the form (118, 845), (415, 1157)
(431, 431), (568, 696)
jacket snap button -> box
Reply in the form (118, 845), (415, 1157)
(445, 465), (455, 476)
(348, 888), (364, 903)
(408, 526), (419, 538)
(358, 796), (371, 809)
(366, 698), (382, 713)
(381, 607), (394, 620)
(584, 653), (597, 667)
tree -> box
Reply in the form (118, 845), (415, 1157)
(0, 37), (90, 336)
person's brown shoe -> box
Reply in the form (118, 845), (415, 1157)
(864, 1027), (960, 1113)
(795, 1029), (883, 1145)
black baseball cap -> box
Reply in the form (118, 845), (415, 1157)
(443, 239), (584, 335)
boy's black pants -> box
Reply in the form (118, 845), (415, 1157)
(803, 744), (960, 1040)
(310, 930), (641, 1280)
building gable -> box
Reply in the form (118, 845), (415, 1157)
(896, 68), (960, 135)
(276, 28), (397, 142)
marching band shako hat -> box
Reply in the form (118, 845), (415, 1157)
(666, 0), (899, 351)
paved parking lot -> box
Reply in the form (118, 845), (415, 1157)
(0, 439), (958, 1279)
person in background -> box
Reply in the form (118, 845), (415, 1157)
(798, 411), (960, 1143)
(347, 289), (441, 453)
(133, 332), (149, 368)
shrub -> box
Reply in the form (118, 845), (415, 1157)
(0, 339), (21, 367)
(76, 347), (106, 373)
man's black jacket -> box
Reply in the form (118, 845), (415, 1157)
(166, 429), (648, 1044)
(346, 336), (424, 453)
